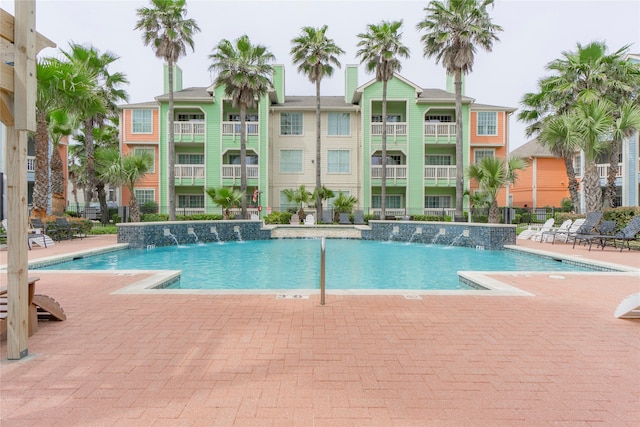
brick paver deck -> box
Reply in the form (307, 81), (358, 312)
(1, 234), (639, 426)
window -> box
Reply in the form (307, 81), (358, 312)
(573, 155), (582, 176)
(227, 113), (258, 121)
(477, 111), (497, 135)
(371, 114), (402, 122)
(327, 112), (350, 136)
(372, 195), (402, 209)
(133, 147), (155, 173)
(177, 113), (204, 121)
(425, 195), (452, 209)
(279, 191), (297, 210)
(425, 155), (452, 165)
(178, 194), (204, 208)
(132, 110), (152, 133)
(425, 115), (452, 122)
(474, 149), (494, 164)
(134, 189), (155, 205)
(227, 154), (258, 165)
(280, 113), (303, 135)
(177, 154), (204, 165)
(326, 191), (352, 209)
(371, 155), (403, 165)
(279, 149), (303, 173)
(327, 150), (350, 173)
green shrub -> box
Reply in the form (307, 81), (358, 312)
(560, 198), (574, 212)
(89, 225), (117, 235)
(140, 201), (158, 215)
(111, 214), (121, 224)
(263, 211), (292, 224)
(142, 213), (169, 222)
(178, 213), (223, 221)
(412, 214), (444, 222)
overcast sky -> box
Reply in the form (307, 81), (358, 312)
(4, 0), (639, 149)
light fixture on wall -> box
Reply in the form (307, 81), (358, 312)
(311, 159), (314, 163)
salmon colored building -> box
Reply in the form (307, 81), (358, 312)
(509, 138), (571, 208)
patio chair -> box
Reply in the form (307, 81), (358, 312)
(304, 214), (315, 225)
(531, 218), (555, 242)
(597, 216), (640, 252)
(540, 219), (572, 244)
(614, 293), (640, 319)
(554, 218), (585, 244)
(580, 220), (617, 251)
(53, 217), (83, 241)
(353, 210), (365, 225)
(1, 219), (51, 250)
(321, 210), (333, 224)
(29, 218), (56, 247)
(289, 214), (300, 225)
(338, 213), (352, 225)
(569, 212), (603, 248)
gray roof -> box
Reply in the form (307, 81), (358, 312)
(118, 101), (158, 109)
(417, 88), (474, 103)
(471, 102), (516, 112)
(510, 138), (558, 158)
(156, 86), (213, 101)
(273, 96), (355, 109)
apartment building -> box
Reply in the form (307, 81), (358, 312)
(119, 64), (514, 218)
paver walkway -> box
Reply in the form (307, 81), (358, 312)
(1, 234), (639, 426)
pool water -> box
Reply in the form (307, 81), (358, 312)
(37, 239), (594, 291)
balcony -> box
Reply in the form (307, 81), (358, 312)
(424, 123), (456, 144)
(371, 165), (407, 180)
(596, 162), (623, 179)
(222, 164), (259, 179)
(423, 208), (456, 217)
(27, 156), (35, 172)
(222, 121), (259, 137)
(424, 165), (457, 186)
(173, 121), (205, 143)
(370, 208), (407, 219)
(175, 164), (205, 185)
(371, 122), (407, 137)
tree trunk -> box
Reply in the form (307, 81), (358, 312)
(168, 61), (177, 221)
(50, 143), (65, 216)
(488, 198), (500, 224)
(31, 111), (50, 218)
(84, 117), (96, 211)
(380, 79), (388, 220)
(582, 161), (603, 213)
(454, 68), (464, 218)
(603, 142), (620, 208)
(240, 103), (248, 219)
(315, 77), (322, 215)
(129, 196), (140, 223)
(562, 155), (581, 212)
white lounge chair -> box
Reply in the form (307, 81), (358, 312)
(540, 219), (572, 244)
(554, 218), (585, 244)
(304, 214), (315, 225)
(531, 218), (555, 242)
(614, 293), (640, 319)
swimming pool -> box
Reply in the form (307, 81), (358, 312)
(37, 239), (595, 291)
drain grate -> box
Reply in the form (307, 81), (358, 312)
(403, 294), (422, 300)
(276, 294), (309, 299)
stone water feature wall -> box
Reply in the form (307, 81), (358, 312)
(117, 220), (270, 249)
(361, 221), (516, 250)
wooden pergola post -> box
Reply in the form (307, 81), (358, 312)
(1, 2), (54, 360)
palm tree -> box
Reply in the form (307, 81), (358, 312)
(417, 0), (503, 218)
(95, 148), (152, 222)
(135, 0), (200, 221)
(332, 191), (358, 223)
(519, 42), (640, 209)
(291, 26), (345, 214)
(283, 184), (314, 218)
(62, 43), (128, 222)
(466, 156), (526, 223)
(608, 101), (640, 203)
(206, 187), (244, 220)
(356, 20), (409, 220)
(209, 35), (275, 219)
(48, 109), (79, 216)
(312, 185), (335, 222)
(32, 57), (96, 218)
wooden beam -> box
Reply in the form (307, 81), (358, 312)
(0, 8), (54, 52)
(13, 1), (36, 131)
(0, 90), (14, 126)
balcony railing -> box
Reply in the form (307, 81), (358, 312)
(175, 164), (205, 179)
(370, 208), (406, 219)
(27, 156), (35, 172)
(222, 164), (259, 179)
(424, 208), (456, 217)
(424, 165), (457, 182)
(371, 122), (407, 136)
(424, 123), (456, 137)
(596, 162), (623, 179)
(222, 121), (259, 136)
(371, 165), (407, 179)
(174, 121), (205, 135)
